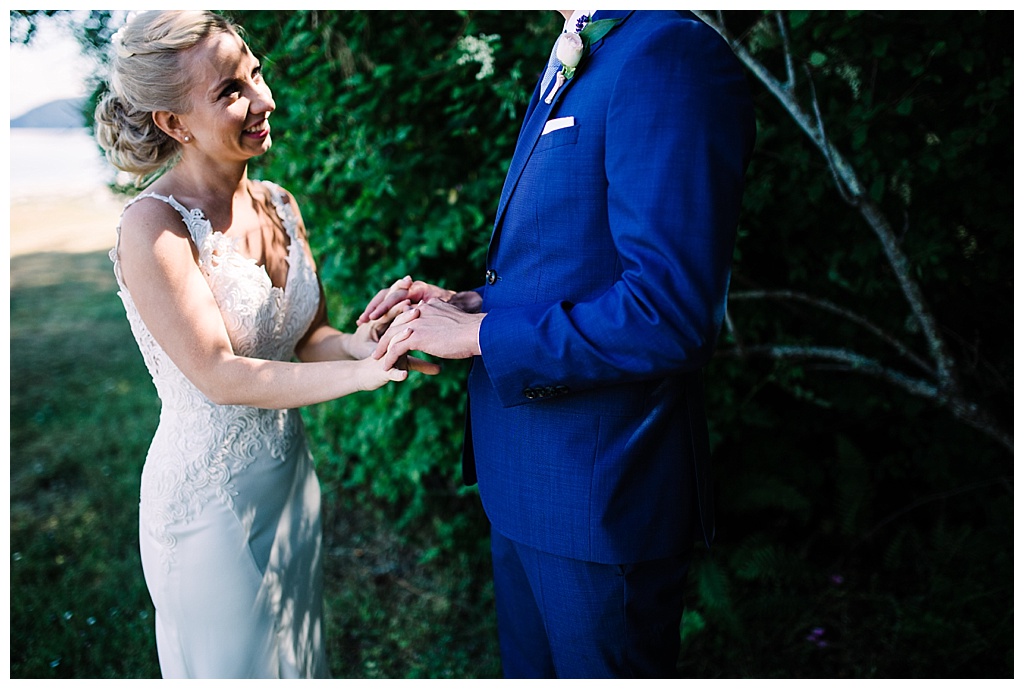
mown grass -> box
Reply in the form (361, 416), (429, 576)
(9, 249), (501, 679)
(10, 251), (160, 678)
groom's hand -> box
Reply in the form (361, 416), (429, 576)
(357, 276), (455, 325)
(374, 299), (485, 368)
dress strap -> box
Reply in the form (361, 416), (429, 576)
(110, 192), (213, 285)
(259, 181), (307, 277)
(260, 181), (299, 244)
(122, 192), (213, 247)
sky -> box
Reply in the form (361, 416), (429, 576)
(8, 13), (99, 119)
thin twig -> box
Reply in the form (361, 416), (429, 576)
(774, 11), (796, 92)
(803, 63), (857, 205)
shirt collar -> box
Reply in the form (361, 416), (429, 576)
(563, 10), (598, 34)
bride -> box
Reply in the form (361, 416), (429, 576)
(94, 10), (434, 678)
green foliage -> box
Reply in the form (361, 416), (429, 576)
(216, 11), (561, 548)
(15, 9), (1011, 678)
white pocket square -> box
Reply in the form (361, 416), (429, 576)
(542, 116), (575, 135)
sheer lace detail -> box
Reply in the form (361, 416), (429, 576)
(110, 181), (320, 572)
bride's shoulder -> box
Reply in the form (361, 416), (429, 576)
(118, 191), (197, 263)
(121, 191), (190, 229)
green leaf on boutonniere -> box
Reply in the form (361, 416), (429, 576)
(571, 17), (622, 78)
(579, 17), (620, 45)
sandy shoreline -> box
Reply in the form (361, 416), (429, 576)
(9, 189), (129, 257)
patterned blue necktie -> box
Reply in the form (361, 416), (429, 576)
(540, 14), (590, 98)
(539, 35), (561, 98)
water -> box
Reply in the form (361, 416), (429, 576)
(10, 127), (118, 200)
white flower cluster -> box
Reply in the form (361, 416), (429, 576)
(111, 26), (129, 54)
(111, 12), (138, 58)
(456, 33), (500, 81)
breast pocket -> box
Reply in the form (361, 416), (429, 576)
(534, 123), (580, 153)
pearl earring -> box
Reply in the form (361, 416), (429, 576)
(183, 136), (191, 143)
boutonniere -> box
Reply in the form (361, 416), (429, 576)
(544, 17), (621, 104)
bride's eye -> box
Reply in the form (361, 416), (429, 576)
(220, 81), (242, 99)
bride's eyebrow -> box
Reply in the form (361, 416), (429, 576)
(205, 45), (255, 98)
(209, 73), (240, 97)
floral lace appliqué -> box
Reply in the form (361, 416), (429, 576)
(111, 182), (319, 572)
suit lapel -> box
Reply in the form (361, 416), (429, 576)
(488, 10), (634, 255)
(490, 92), (555, 244)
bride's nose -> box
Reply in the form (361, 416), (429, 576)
(251, 83), (275, 116)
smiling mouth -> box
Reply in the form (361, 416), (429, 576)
(243, 121), (269, 136)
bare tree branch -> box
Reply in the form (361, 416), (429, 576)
(694, 10), (961, 394)
(719, 344), (1012, 452)
(729, 289), (935, 375)
(725, 344), (938, 397)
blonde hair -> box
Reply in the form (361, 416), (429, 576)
(93, 10), (238, 186)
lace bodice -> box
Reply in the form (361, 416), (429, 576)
(111, 180), (321, 570)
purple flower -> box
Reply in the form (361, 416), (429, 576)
(575, 14), (590, 32)
(830, 574), (845, 585)
(806, 627), (826, 643)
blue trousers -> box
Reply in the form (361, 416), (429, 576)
(490, 527), (692, 678)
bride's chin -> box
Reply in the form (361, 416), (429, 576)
(243, 137), (272, 156)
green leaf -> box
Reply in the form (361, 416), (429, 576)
(788, 10), (810, 29)
(579, 17), (620, 44)
(809, 51), (828, 67)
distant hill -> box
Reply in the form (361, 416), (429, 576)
(11, 97), (87, 128)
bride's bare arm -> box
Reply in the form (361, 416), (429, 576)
(117, 199), (406, 410)
(293, 281), (373, 362)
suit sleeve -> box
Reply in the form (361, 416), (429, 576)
(478, 20), (755, 408)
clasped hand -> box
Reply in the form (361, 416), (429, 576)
(348, 290), (443, 377)
(358, 276), (485, 369)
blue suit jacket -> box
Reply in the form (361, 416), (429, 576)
(464, 10), (755, 564)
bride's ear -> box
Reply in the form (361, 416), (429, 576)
(153, 111), (191, 145)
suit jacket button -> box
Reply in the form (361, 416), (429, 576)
(485, 270), (497, 286)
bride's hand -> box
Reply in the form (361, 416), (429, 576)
(348, 300), (411, 360)
(357, 327), (441, 391)
(357, 276), (455, 325)
(356, 342), (409, 391)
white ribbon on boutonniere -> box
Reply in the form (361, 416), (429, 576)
(544, 17), (621, 104)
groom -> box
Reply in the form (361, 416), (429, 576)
(367, 10), (755, 677)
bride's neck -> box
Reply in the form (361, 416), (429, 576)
(157, 157), (251, 208)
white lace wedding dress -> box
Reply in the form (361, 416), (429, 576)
(110, 181), (329, 678)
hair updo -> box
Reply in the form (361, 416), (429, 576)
(94, 10), (238, 186)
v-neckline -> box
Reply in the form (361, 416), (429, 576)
(224, 186), (294, 293)
(209, 227), (294, 295)
(194, 188), (296, 295)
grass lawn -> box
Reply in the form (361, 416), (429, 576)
(9, 249), (500, 679)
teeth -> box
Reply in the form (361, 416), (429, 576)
(244, 123), (266, 133)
